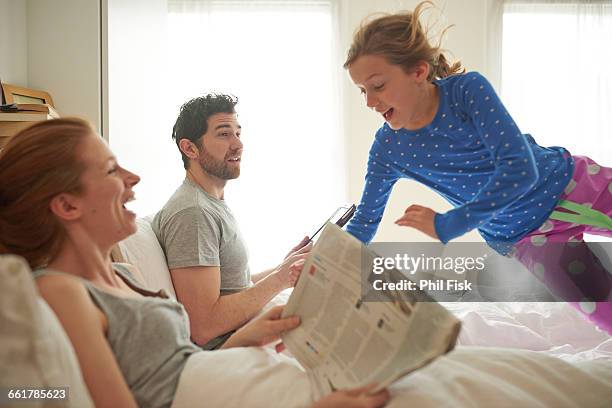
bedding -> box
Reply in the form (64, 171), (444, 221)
(114, 215), (177, 298)
(172, 343), (612, 408)
(172, 293), (612, 407)
(114, 218), (611, 407)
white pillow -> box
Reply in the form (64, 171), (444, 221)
(116, 216), (177, 298)
(0, 255), (94, 408)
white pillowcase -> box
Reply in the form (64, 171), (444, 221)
(0, 255), (94, 408)
(116, 215), (177, 298)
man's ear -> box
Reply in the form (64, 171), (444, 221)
(49, 193), (82, 221)
(178, 138), (200, 160)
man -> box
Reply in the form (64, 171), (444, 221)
(153, 94), (309, 349)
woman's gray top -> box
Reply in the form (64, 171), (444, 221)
(34, 264), (202, 408)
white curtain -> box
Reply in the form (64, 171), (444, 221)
(501, 0), (612, 164)
(109, 0), (346, 272)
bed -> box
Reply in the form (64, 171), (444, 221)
(2, 216), (609, 407)
(115, 217), (612, 407)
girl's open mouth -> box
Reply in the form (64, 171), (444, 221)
(383, 108), (394, 121)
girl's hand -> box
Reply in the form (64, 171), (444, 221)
(313, 384), (390, 408)
(221, 305), (300, 350)
(395, 204), (439, 240)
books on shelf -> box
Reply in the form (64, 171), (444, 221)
(0, 112), (56, 121)
(0, 107), (58, 145)
(0, 103), (59, 121)
(0, 90), (59, 149)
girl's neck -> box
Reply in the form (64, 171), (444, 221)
(405, 82), (439, 130)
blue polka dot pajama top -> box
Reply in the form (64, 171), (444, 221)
(346, 72), (574, 255)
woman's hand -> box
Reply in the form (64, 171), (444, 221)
(313, 384), (390, 408)
(395, 204), (439, 240)
(221, 305), (300, 351)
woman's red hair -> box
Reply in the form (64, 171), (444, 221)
(0, 118), (94, 268)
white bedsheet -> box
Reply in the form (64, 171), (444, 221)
(172, 345), (612, 407)
(173, 296), (612, 407)
(444, 302), (611, 362)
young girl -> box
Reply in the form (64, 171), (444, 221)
(344, 1), (612, 334)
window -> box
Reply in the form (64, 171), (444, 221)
(108, 0), (345, 271)
(501, 0), (612, 164)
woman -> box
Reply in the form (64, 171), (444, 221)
(0, 118), (389, 408)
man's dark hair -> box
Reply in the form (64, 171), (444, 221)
(172, 93), (238, 169)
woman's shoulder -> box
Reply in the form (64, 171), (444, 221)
(35, 272), (92, 306)
(35, 272), (107, 331)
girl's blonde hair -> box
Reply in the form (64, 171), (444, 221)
(344, 1), (464, 80)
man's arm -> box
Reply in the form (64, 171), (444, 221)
(171, 251), (306, 346)
(250, 267), (276, 284)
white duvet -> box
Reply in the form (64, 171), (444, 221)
(172, 299), (612, 407)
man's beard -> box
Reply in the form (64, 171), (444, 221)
(198, 148), (240, 180)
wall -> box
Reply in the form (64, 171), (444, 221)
(26, 0), (101, 131)
(0, 0), (101, 130)
(0, 0), (27, 87)
(341, 0), (490, 243)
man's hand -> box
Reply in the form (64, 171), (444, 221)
(394, 204), (439, 240)
(313, 384), (390, 408)
(285, 236), (311, 259)
(288, 258), (306, 287)
(273, 248), (310, 290)
(222, 305), (299, 349)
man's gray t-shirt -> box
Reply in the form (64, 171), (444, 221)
(152, 178), (251, 349)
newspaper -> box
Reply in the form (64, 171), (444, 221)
(281, 223), (461, 398)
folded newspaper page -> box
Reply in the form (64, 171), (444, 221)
(281, 223), (461, 397)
